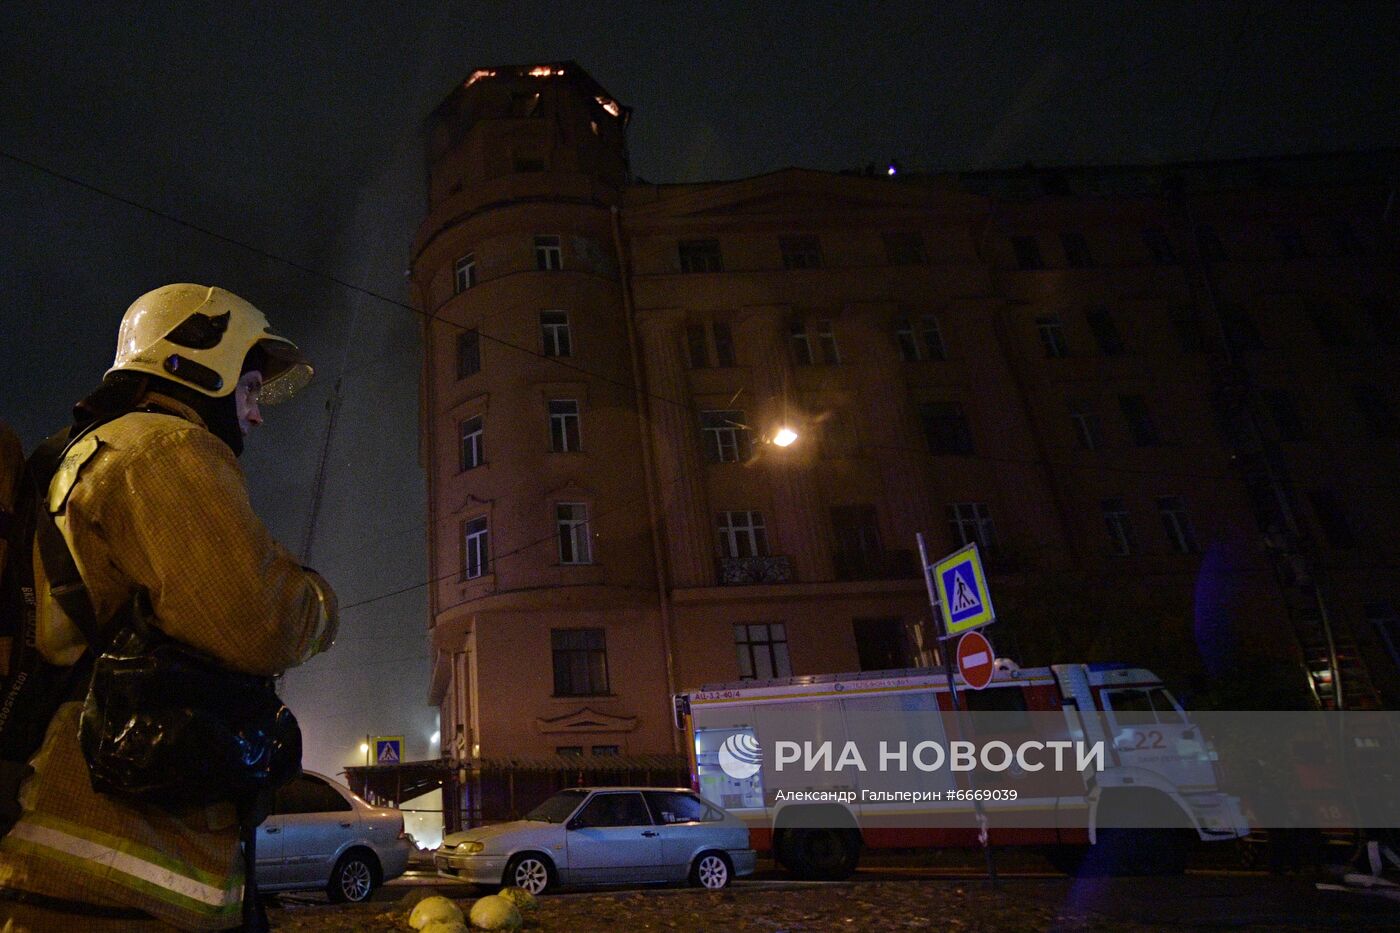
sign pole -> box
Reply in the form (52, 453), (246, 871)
(917, 533), (998, 888)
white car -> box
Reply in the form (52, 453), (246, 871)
(256, 770), (416, 902)
(435, 787), (756, 894)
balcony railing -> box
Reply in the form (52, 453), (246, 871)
(833, 548), (918, 581)
(718, 555), (794, 586)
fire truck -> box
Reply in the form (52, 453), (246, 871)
(673, 661), (1249, 878)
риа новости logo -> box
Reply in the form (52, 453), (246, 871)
(718, 733), (762, 780)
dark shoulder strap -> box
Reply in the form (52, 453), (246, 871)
(29, 414), (132, 651)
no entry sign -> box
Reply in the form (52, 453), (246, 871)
(956, 630), (995, 691)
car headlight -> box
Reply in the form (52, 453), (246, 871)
(456, 841), (484, 855)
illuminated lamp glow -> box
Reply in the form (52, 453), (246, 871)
(772, 427), (798, 447)
(358, 742), (369, 754)
(595, 96), (621, 118)
(465, 69), (496, 87)
(430, 731), (440, 744)
(528, 66), (563, 77)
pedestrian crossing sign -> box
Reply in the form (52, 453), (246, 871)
(374, 736), (404, 765)
(933, 543), (995, 635)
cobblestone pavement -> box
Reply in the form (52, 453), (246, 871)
(265, 873), (1400, 931)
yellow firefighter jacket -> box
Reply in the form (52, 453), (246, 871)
(0, 394), (337, 930)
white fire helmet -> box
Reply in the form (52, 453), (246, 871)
(107, 284), (312, 404)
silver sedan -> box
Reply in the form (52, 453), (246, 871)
(435, 787), (755, 894)
(257, 770), (416, 902)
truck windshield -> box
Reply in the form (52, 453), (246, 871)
(524, 789), (589, 823)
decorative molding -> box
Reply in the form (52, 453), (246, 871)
(535, 706), (637, 734)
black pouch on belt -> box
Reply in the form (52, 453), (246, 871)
(77, 594), (302, 810)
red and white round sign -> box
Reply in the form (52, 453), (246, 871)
(956, 630), (995, 691)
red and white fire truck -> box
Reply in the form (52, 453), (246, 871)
(674, 661), (1249, 878)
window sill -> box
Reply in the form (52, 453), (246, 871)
(550, 693), (617, 700)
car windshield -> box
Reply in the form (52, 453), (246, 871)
(524, 789), (589, 823)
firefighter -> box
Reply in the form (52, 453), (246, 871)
(0, 284), (338, 931)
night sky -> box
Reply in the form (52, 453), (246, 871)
(2, 2), (1398, 783)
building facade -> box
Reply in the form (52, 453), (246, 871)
(412, 63), (1400, 763)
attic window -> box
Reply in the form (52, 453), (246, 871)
(528, 66), (564, 78)
(595, 96), (621, 118)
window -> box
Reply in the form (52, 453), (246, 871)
(573, 792), (650, 828)
(918, 401), (974, 455)
(688, 322), (735, 367)
(734, 623), (790, 680)
(459, 416), (483, 471)
(556, 746), (583, 757)
(816, 320), (840, 364)
(1351, 384), (1398, 437)
(591, 745), (620, 757)
(832, 505), (885, 580)
(700, 410), (752, 463)
(853, 618), (916, 671)
(548, 399), (581, 452)
(463, 517), (489, 579)
(678, 238), (723, 273)
(1012, 236), (1044, 270)
(273, 774), (352, 816)
(1155, 496), (1198, 554)
(1142, 228), (1176, 264)
(1101, 498), (1136, 556)
(717, 511), (768, 558)
(551, 628), (608, 696)
(712, 322), (736, 366)
(513, 154), (545, 173)
(895, 314), (945, 362)
(456, 328), (481, 378)
(817, 411), (857, 458)
(1275, 225), (1308, 260)
(1067, 399), (1102, 450)
(882, 231), (927, 266)
(1305, 302), (1353, 347)
(534, 235), (563, 270)
(948, 502), (996, 550)
(789, 320), (813, 365)
(1307, 488), (1356, 549)
(540, 310), (571, 357)
(1119, 394), (1160, 446)
(1061, 231), (1093, 268)
(643, 791), (722, 824)
(453, 253), (477, 294)
(1084, 307), (1125, 355)
(1264, 390), (1305, 441)
(1036, 315), (1069, 358)
(1196, 225), (1227, 261)
(1219, 304), (1263, 351)
(780, 235), (822, 269)
(686, 323), (710, 368)
(556, 502), (592, 563)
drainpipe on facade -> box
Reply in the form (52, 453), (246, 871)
(610, 204), (681, 753)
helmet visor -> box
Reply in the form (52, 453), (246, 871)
(255, 338), (313, 405)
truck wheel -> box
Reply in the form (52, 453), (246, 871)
(784, 828), (860, 880)
(1081, 828), (1189, 876)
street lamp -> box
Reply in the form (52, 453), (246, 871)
(772, 427), (798, 447)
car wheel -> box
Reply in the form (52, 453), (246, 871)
(504, 853), (553, 895)
(327, 850), (378, 903)
(690, 851), (732, 889)
(784, 828), (860, 880)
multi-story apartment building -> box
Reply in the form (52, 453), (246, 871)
(411, 63), (1399, 764)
